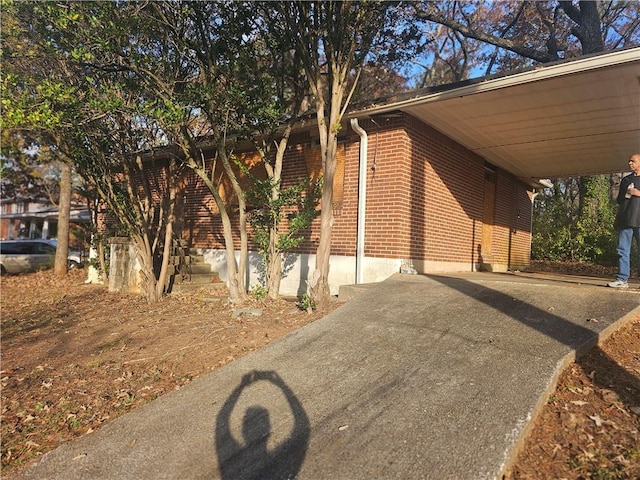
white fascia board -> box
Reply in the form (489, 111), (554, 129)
(349, 47), (640, 118)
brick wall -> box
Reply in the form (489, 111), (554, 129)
(153, 112), (532, 274)
(325, 114), (532, 271)
(491, 171), (534, 269)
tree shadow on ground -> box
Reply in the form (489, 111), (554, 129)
(0, 288), (106, 340)
(575, 341), (640, 410)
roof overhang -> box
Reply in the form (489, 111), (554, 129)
(350, 47), (640, 185)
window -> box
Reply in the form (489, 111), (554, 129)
(0, 242), (22, 254)
(31, 242), (56, 254)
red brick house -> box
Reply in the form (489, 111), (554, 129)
(107, 47), (640, 296)
(179, 111), (534, 296)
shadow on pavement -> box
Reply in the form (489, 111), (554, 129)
(215, 370), (310, 480)
(427, 274), (640, 411)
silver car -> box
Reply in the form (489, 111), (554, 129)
(0, 239), (84, 275)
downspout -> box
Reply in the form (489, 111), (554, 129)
(350, 118), (368, 284)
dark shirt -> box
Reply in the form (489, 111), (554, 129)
(614, 173), (640, 229)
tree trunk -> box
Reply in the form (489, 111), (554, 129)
(559, 1), (605, 54)
(309, 162), (335, 309)
(221, 205), (243, 303)
(54, 162), (72, 276)
(132, 234), (162, 303)
(309, 116), (339, 310)
(152, 159), (179, 300)
(266, 227), (282, 299)
(309, 71), (344, 310)
(221, 148), (248, 300)
(262, 127), (293, 299)
(97, 241), (109, 284)
(266, 258), (283, 300)
(189, 160), (247, 304)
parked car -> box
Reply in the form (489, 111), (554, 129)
(0, 239), (84, 275)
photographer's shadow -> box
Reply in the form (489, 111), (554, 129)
(215, 371), (310, 480)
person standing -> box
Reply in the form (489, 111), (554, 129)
(608, 153), (640, 288)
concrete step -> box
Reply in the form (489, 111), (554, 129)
(189, 256), (208, 264)
(168, 248), (227, 296)
(167, 264), (214, 277)
(177, 272), (221, 284)
(169, 248), (210, 275)
(171, 281), (228, 295)
(188, 263), (213, 275)
(338, 282), (380, 302)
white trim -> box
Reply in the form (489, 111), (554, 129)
(197, 249), (486, 297)
(349, 47), (640, 119)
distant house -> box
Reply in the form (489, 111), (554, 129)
(104, 47), (640, 296)
(0, 196), (90, 248)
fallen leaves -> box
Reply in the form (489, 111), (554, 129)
(588, 414), (603, 427)
(508, 319), (640, 480)
(1, 269), (339, 474)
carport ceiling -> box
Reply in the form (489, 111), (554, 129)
(354, 47), (640, 184)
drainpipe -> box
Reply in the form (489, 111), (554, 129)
(350, 118), (368, 284)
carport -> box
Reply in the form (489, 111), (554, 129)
(352, 46), (640, 183)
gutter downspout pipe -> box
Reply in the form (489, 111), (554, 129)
(350, 118), (368, 284)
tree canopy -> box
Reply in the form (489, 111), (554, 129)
(3, 0), (638, 299)
(412, 1), (639, 83)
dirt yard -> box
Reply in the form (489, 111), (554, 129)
(1, 266), (639, 479)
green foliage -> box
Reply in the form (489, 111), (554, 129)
(243, 163), (321, 267)
(532, 175), (618, 265)
(0, 133), (60, 199)
(298, 292), (316, 312)
(250, 284), (269, 301)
